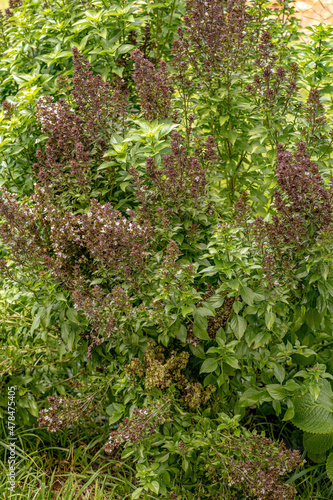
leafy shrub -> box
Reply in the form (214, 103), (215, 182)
(3, 0), (333, 498)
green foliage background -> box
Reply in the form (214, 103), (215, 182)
(2, 0), (333, 498)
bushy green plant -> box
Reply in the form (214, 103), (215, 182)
(3, 0), (333, 497)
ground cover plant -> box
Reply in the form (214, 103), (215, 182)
(3, 0), (333, 498)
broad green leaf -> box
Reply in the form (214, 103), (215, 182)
(224, 356), (239, 369)
(240, 285), (255, 306)
(248, 125), (267, 139)
(226, 279), (240, 291)
(224, 129), (238, 145)
(66, 308), (81, 325)
(193, 310), (210, 340)
(97, 161), (115, 170)
(240, 387), (267, 406)
(219, 115), (229, 126)
(309, 273), (321, 284)
(176, 323), (187, 343)
(106, 403), (125, 415)
(303, 432), (333, 455)
(181, 305), (193, 317)
(196, 306), (215, 317)
(149, 481), (160, 494)
(230, 315), (247, 339)
(305, 309), (322, 331)
(325, 281), (333, 296)
(116, 44), (135, 55)
(27, 399), (38, 417)
(200, 357), (218, 374)
(292, 394), (333, 434)
(189, 343), (206, 359)
(206, 295), (224, 309)
(192, 325), (210, 341)
(30, 313), (41, 334)
(315, 380), (333, 412)
(273, 364), (285, 383)
(132, 488), (144, 499)
(283, 400), (295, 421)
(321, 264), (329, 280)
(308, 450), (327, 463)
(327, 452), (333, 482)
(67, 331), (75, 352)
(156, 123), (179, 138)
(265, 311), (276, 331)
(109, 411), (124, 425)
(266, 384), (289, 401)
(257, 332), (271, 347)
(55, 293), (67, 302)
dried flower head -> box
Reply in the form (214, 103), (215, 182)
(105, 400), (171, 453)
(205, 433), (303, 500)
(34, 48), (127, 198)
(125, 341), (215, 410)
(131, 49), (173, 121)
(247, 31), (299, 109)
(253, 142), (333, 280)
(171, 0), (252, 89)
(38, 388), (98, 433)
